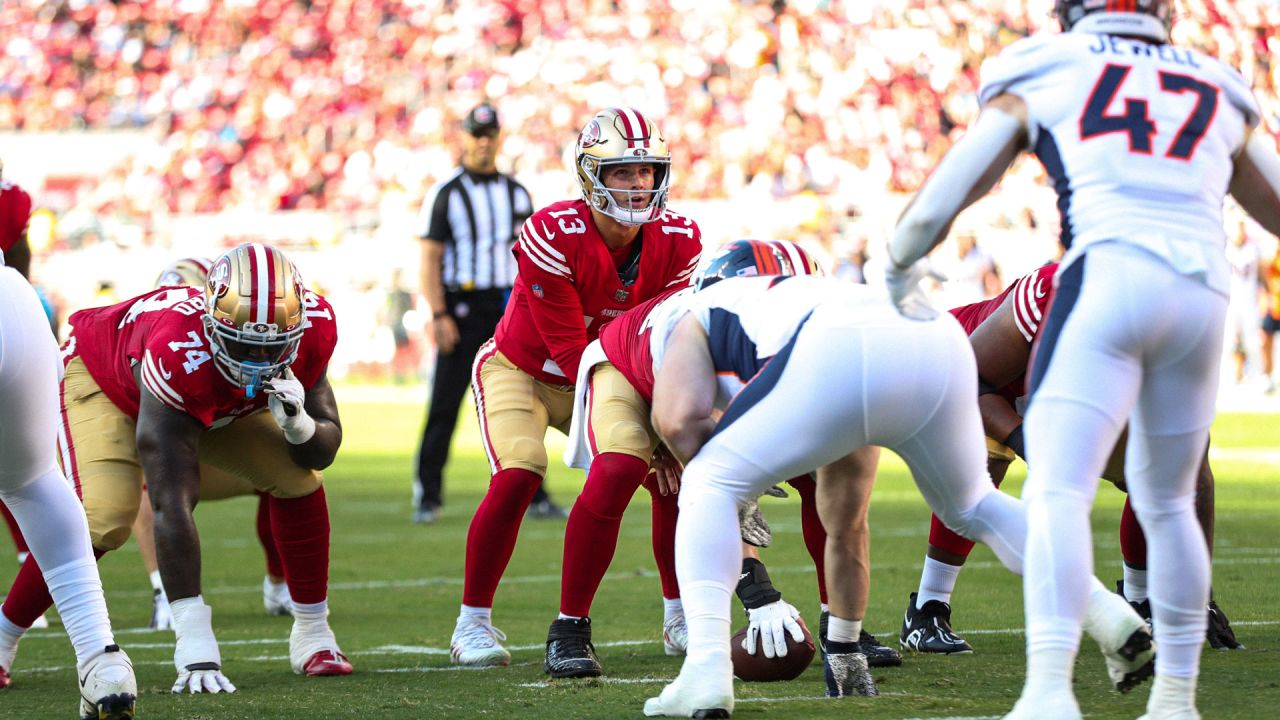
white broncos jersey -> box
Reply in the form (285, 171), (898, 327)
(650, 275), (901, 407)
(980, 32), (1261, 296)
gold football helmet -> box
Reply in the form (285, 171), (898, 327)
(154, 256), (213, 288)
(575, 107), (671, 226)
(203, 243), (306, 396)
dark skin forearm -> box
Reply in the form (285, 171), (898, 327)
(135, 379), (206, 601)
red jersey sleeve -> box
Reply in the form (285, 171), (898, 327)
(0, 182), (33, 253)
(656, 210), (702, 290)
(516, 212), (590, 383)
(1009, 263), (1057, 343)
(293, 290), (339, 388)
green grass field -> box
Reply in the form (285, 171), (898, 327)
(2, 392), (1277, 719)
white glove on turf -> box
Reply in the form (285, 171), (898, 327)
(171, 596), (237, 694)
(264, 368), (316, 444)
(744, 599), (804, 659)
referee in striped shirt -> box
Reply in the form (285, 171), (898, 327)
(414, 103), (563, 523)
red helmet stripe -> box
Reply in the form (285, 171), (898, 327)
(248, 243), (270, 325)
(630, 108), (650, 142)
(264, 246), (278, 326)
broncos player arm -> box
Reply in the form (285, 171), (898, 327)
(282, 370), (343, 471)
(967, 292), (1030, 447)
(133, 365), (207, 602)
(890, 94), (1029, 267)
(1228, 132), (1280, 236)
(5, 233), (31, 279)
(650, 314), (717, 465)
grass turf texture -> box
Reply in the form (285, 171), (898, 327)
(1, 393), (1276, 719)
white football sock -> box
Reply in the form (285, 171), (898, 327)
(557, 613), (583, 621)
(1122, 563), (1148, 603)
(827, 616), (861, 643)
(916, 556), (963, 606)
(460, 604), (492, 625)
(674, 481), (741, 667)
(43, 558), (115, 665)
(663, 597), (684, 622)
(292, 599), (328, 622)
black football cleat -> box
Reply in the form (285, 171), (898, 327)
(900, 592), (973, 654)
(544, 617), (602, 679)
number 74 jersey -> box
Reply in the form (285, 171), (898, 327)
(64, 286), (338, 428)
(980, 31), (1261, 294)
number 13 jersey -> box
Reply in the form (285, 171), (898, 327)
(980, 32), (1261, 295)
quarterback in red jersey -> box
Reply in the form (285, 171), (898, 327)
(0, 160), (33, 278)
(450, 107), (702, 668)
(899, 264), (1238, 654)
(0, 243), (353, 695)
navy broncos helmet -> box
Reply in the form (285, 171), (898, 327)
(695, 239), (824, 291)
(1055, 0), (1174, 42)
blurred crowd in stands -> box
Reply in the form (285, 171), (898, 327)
(1, 0), (1278, 382)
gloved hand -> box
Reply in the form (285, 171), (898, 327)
(738, 498), (772, 548)
(744, 599), (803, 658)
(824, 645), (879, 697)
(264, 368), (316, 444)
(885, 258), (945, 321)
(171, 597), (236, 694)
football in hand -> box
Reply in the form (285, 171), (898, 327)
(730, 617), (816, 682)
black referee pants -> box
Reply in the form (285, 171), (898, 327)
(414, 289), (550, 509)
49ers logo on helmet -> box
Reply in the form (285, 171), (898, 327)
(579, 120), (605, 149)
(208, 256), (232, 300)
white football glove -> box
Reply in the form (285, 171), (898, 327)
(263, 368), (316, 444)
(885, 258), (944, 321)
(170, 597), (236, 694)
(738, 498), (773, 548)
(743, 599), (804, 659)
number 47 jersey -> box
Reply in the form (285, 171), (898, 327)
(980, 32), (1261, 294)
(65, 286), (338, 428)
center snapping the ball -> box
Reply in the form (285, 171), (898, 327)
(730, 617), (816, 682)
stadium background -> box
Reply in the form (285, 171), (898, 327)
(0, 3), (1279, 718)
(0, 0), (1278, 399)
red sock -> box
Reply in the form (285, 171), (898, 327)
(1, 554), (53, 628)
(643, 473), (680, 600)
(788, 475), (829, 605)
(462, 468), (543, 608)
(1, 504), (28, 557)
(559, 453), (650, 617)
(256, 492), (284, 579)
(269, 488), (331, 605)
(1119, 497), (1147, 569)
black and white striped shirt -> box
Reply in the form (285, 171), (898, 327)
(418, 168), (533, 291)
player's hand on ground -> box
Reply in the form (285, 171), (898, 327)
(886, 258), (944, 321)
(171, 599), (237, 694)
(650, 444), (682, 495)
(744, 599), (803, 658)
(264, 368), (316, 443)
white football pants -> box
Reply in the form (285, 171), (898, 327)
(0, 267), (115, 662)
(1023, 242), (1223, 680)
(675, 304), (1026, 665)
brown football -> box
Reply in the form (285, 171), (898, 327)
(730, 617), (816, 682)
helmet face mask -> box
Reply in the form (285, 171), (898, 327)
(576, 108), (672, 227)
(202, 243), (305, 397)
(696, 239), (825, 291)
(1054, 0), (1174, 42)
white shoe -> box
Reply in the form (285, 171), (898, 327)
(643, 659), (734, 718)
(1084, 589), (1156, 692)
(30, 613), (49, 630)
(1004, 689), (1081, 719)
(264, 577), (294, 617)
(77, 645), (137, 719)
(662, 615), (688, 656)
(450, 615), (510, 667)
(289, 617), (353, 676)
